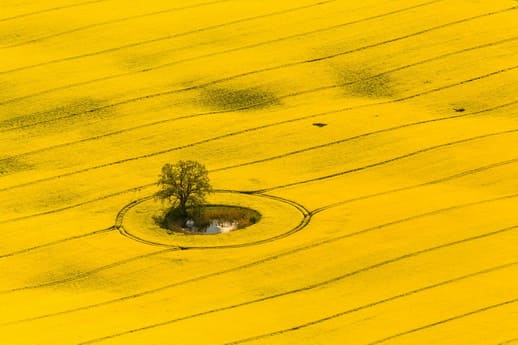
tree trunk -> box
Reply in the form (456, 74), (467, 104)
(179, 199), (188, 219)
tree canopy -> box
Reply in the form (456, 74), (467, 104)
(155, 160), (213, 218)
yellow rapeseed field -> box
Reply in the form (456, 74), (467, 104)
(1, 0), (517, 344)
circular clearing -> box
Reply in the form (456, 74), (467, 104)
(119, 191), (308, 248)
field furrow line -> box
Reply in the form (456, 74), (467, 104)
(77, 224), (518, 344)
(0, 185), (147, 224)
(0, 0), (235, 49)
(0, 193), (308, 292)
(257, 128), (518, 193)
(3, 35), (516, 158)
(2, 154), (515, 267)
(0, 247), (178, 295)
(0, 0), (441, 76)
(0, 0), (112, 23)
(2, 154), (516, 282)
(3, 193), (517, 327)
(1, 64), (516, 197)
(0, 0), (446, 105)
(226, 261), (518, 344)
(1, 1), (335, 50)
(1, 127), (516, 225)
(3, 5), (514, 127)
(215, 103), (518, 174)
(367, 299), (518, 345)
(312, 156), (518, 214)
(0, 226), (114, 259)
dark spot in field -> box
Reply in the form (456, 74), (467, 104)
(119, 51), (167, 71)
(454, 107), (465, 112)
(0, 29), (27, 46)
(24, 260), (112, 292)
(334, 66), (396, 99)
(312, 122), (328, 127)
(0, 157), (32, 175)
(346, 73), (395, 98)
(32, 189), (80, 209)
(197, 86), (281, 111)
(0, 98), (110, 131)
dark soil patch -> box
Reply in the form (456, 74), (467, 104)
(334, 66), (396, 99)
(346, 73), (395, 98)
(0, 97), (110, 131)
(0, 156), (33, 175)
(197, 86), (281, 111)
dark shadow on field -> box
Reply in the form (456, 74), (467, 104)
(0, 157), (33, 175)
(0, 97), (112, 132)
(0, 28), (28, 46)
(14, 247), (185, 293)
(2, 187), (81, 216)
(196, 86), (281, 111)
(18, 259), (121, 293)
(335, 66), (396, 99)
(32, 188), (81, 209)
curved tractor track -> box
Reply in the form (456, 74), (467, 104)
(114, 190), (311, 250)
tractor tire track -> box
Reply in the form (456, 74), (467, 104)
(0, 226), (114, 259)
(0, 0), (445, 105)
(1, 65), (516, 197)
(2, 153), (515, 262)
(1, 1), (337, 49)
(226, 261), (518, 344)
(0, 0), (113, 23)
(0, 247), (179, 295)
(311, 156), (518, 215)
(3, 36), (516, 161)
(78, 224), (518, 344)
(0, 191), (309, 292)
(0, 0), (235, 49)
(0, 185), (151, 225)
(0, 0), (441, 77)
(0, 0), (340, 71)
(213, 103), (518, 175)
(1, 127), (516, 225)
(3, 6), (514, 130)
(3, 193), (517, 327)
(2, 3), (510, 122)
(367, 299), (518, 345)
(255, 128), (518, 193)
(114, 191), (310, 250)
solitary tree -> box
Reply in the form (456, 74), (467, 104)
(155, 160), (213, 219)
